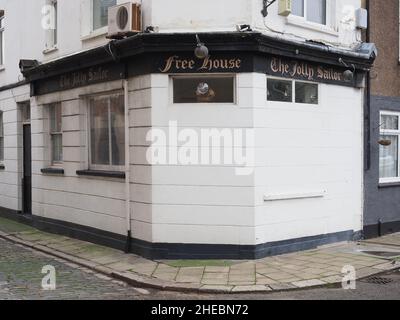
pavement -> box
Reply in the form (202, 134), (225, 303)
(1, 216), (400, 294)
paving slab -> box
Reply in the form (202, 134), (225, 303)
(200, 285), (233, 293)
(231, 285), (271, 293)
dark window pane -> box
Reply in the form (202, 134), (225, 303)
(0, 138), (3, 161)
(173, 77), (234, 104)
(51, 134), (62, 162)
(90, 97), (110, 165)
(110, 94), (125, 166)
(50, 104), (62, 132)
(295, 82), (318, 104)
(267, 79), (292, 102)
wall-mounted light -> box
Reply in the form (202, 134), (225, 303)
(195, 35), (209, 59)
(144, 26), (159, 33)
(261, 0), (277, 17)
(339, 58), (356, 82)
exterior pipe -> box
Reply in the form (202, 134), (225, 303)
(124, 80), (132, 253)
(378, 219), (382, 237)
(365, 0), (371, 171)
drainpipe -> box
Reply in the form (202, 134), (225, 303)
(365, 0), (371, 171)
(124, 80), (132, 253)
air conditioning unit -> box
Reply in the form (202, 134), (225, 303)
(108, 3), (141, 38)
(278, 0), (292, 16)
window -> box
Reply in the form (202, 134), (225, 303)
(267, 79), (293, 102)
(267, 78), (319, 105)
(0, 112), (3, 162)
(92, 0), (116, 31)
(0, 10), (4, 66)
(44, 0), (57, 49)
(89, 93), (125, 170)
(295, 82), (318, 104)
(49, 104), (62, 163)
(292, 0), (327, 25)
(379, 112), (400, 181)
(173, 76), (235, 104)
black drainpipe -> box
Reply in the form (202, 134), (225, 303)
(365, 0), (371, 171)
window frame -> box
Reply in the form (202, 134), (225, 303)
(49, 103), (63, 165)
(170, 74), (237, 106)
(266, 76), (320, 106)
(43, 0), (58, 53)
(379, 110), (400, 184)
(87, 92), (125, 172)
(288, 0), (337, 34)
(91, 0), (116, 33)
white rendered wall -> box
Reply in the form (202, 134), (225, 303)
(31, 80), (128, 236)
(0, 85), (30, 212)
(143, 73), (256, 245)
(254, 75), (363, 244)
(139, 73), (364, 246)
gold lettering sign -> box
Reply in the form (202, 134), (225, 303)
(159, 55), (242, 73)
(268, 57), (348, 84)
(59, 67), (110, 89)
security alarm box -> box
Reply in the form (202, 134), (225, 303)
(355, 8), (368, 30)
(278, 0), (292, 16)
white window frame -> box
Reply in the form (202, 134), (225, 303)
(49, 103), (63, 165)
(379, 110), (400, 184)
(91, 0), (116, 33)
(287, 0), (337, 35)
(0, 10), (5, 67)
(266, 76), (320, 106)
(0, 111), (4, 163)
(44, 0), (58, 53)
(170, 74), (237, 106)
(87, 92), (125, 172)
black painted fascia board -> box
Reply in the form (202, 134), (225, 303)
(22, 32), (376, 82)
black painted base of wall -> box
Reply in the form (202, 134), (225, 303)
(0, 208), (360, 260)
(364, 220), (400, 239)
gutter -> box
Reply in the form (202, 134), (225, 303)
(20, 32), (377, 82)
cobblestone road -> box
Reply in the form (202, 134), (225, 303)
(0, 238), (151, 300)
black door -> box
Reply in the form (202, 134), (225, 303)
(23, 124), (32, 214)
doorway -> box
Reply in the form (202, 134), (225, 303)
(21, 103), (31, 214)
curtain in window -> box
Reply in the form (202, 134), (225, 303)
(379, 135), (398, 178)
(307, 0), (327, 24)
(90, 94), (125, 168)
(292, 0), (304, 17)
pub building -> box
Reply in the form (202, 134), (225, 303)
(10, 31), (375, 260)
